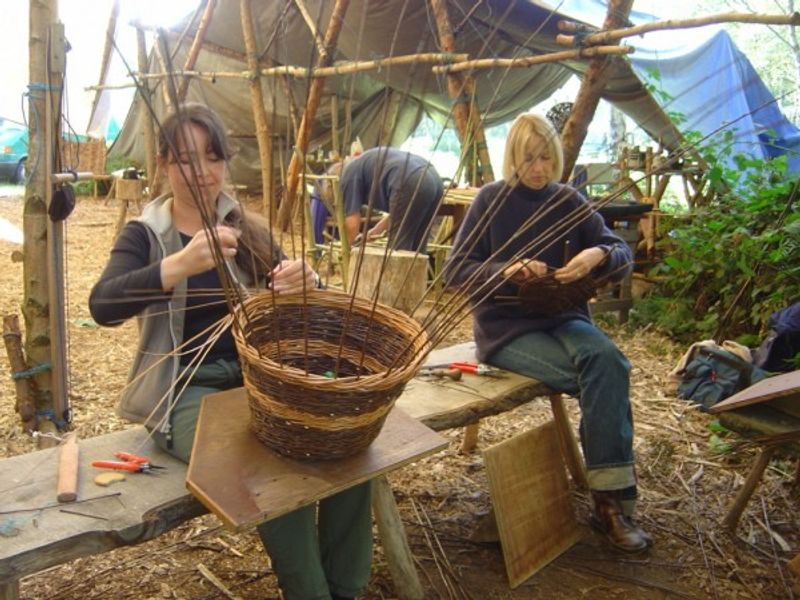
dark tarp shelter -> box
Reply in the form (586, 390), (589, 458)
(110, 0), (687, 189)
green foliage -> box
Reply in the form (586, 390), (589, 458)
(631, 133), (800, 342)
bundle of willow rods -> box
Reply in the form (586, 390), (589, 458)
(232, 290), (430, 460)
(515, 273), (598, 316)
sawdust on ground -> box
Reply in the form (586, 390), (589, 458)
(0, 191), (795, 599)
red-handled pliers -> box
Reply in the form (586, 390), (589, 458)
(91, 451), (165, 473)
(448, 362), (504, 377)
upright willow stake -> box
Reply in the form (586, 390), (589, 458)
(560, 0), (634, 183)
(429, 0), (494, 186)
(240, 0), (275, 217)
(278, 0), (350, 231)
(176, 0), (218, 102)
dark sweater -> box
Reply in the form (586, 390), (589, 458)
(443, 181), (632, 361)
(89, 222), (236, 365)
(340, 147), (440, 215)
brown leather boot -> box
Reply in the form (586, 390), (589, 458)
(591, 491), (652, 552)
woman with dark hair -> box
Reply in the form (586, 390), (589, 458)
(444, 112), (652, 553)
(90, 103), (372, 599)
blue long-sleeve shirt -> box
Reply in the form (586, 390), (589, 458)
(443, 180), (632, 361)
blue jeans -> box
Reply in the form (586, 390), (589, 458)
(488, 320), (637, 494)
(153, 359), (373, 599)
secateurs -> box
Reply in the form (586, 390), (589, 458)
(91, 451), (166, 473)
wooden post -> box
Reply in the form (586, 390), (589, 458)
(136, 28), (158, 196)
(85, 0), (119, 133)
(560, 0), (634, 182)
(176, 0), (217, 102)
(548, 394), (588, 489)
(240, 0), (275, 217)
(24, 0), (63, 444)
(330, 94), (339, 157)
(372, 476), (425, 600)
(379, 89), (404, 145)
(429, 0), (494, 185)
(278, 0), (350, 231)
(2, 315), (37, 433)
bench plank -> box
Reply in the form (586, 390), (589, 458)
(398, 341), (554, 430)
(0, 428), (205, 586)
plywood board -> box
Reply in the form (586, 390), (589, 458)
(709, 370), (800, 414)
(483, 421), (581, 588)
(187, 389), (448, 530)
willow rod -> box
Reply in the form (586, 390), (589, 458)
(431, 45), (633, 74)
(556, 12), (800, 47)
(240, 0), (274, 215)
(279, 0), (351, 231)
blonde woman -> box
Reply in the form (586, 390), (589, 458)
(444, 112), (651, 552)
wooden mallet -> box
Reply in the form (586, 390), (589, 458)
(57, 432), (79, 503)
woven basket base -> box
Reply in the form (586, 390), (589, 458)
(249, 398), (392, 460)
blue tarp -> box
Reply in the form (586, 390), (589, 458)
(556, 0), (800, 174)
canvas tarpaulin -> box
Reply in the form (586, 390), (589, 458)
(111, 0), (684, 189)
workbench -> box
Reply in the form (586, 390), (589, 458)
(0, 342), (571, 600)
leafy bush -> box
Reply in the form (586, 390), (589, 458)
(632, 131), (800, 342)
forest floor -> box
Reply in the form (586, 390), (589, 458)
(0, 188), (797, 599)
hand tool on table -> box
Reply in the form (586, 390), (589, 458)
(91, 451), (166, 474)
(446, 362), (506, 377)
(417, 367), (463, 381)
(57, 432), (79, 503)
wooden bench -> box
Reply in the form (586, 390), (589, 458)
(0, 342), (582, 600)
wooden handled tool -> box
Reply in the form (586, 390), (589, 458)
(57, 432), (79, 503)
(420, 368), (463, 381)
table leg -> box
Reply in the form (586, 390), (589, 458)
(0, 580), (20, 600)
(372, 475), (424, 600)
(722, 446), (777, 531)
(549, 394), (588, 490)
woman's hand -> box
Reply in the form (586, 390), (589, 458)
(269, 259), (318, 294)
(554, 247), (606, 283)
(502, 259), (548, 283)
(160, 225), (241, 291)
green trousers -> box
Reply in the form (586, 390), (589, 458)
(153, 359), (373, 599)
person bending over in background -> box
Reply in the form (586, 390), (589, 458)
(89, 102), (372, 600)
(321, 146), (443, 252)
(444, 112), (652, 553)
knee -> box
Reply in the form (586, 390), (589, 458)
(578, 340), (630, 375)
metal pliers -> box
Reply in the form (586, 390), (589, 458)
(91, 451), (166, 473)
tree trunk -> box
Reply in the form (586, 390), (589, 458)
(24, 0), (61, 440)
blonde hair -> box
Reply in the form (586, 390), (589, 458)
(502, 113), (564, 183)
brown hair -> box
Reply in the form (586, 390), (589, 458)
(157, 102), (233, 161)
(160, 103), (280, 280)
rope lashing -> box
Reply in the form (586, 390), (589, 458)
(12, 362), (52, 380)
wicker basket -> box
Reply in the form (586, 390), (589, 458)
(232, 290), (430, 460)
